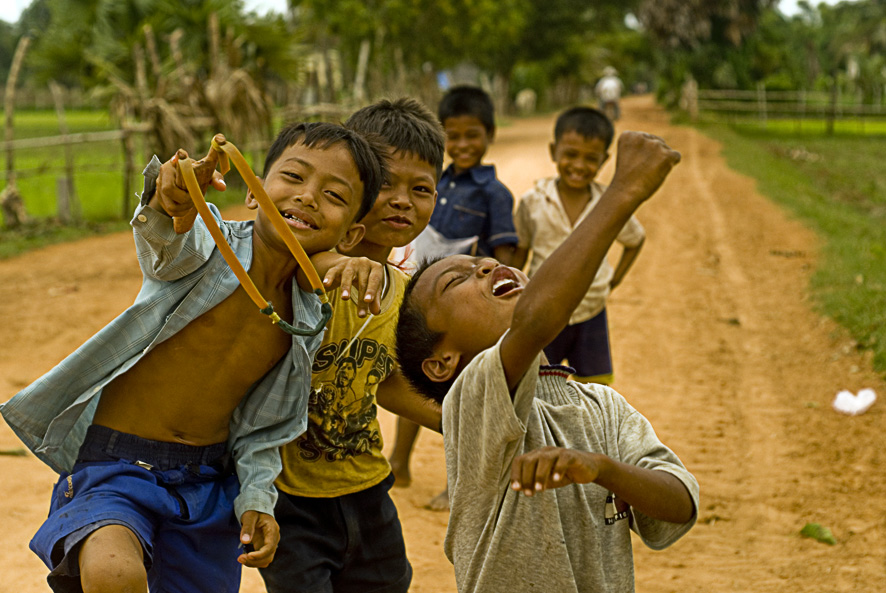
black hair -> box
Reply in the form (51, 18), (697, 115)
(345, 97), (446, 180)
(437, 85), (495, 134)
(395, 257), (452, 404)
(262, 121), (387, 221)
(553, 106), (615, 149)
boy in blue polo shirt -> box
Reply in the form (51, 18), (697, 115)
(429, 85), (518, 263)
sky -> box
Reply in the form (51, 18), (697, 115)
(0, 0), (859, 26)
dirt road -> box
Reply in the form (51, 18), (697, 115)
(2, 96), (884, 592)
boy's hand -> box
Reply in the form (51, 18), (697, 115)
(152, 146), (227, 233)
(321, 256), (384, 318)
(607, 131), (681, 206)
(509, 446), (602, 497)
(238, 510), (280, 568)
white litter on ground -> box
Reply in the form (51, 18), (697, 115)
(832, 388), (877, 415)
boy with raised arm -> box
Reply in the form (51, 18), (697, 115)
(395, 131), (698, 593)
(261, 98), (445, 593)
(0, 122), (386, 593)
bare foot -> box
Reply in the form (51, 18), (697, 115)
(390, 461), (412, 488)
(425, 487), (449, 512)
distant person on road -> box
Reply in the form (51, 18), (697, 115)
(595, 66), (624, 121)
(511, 106), (645, 386)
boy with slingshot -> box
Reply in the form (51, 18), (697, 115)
(0, 122), (386, 593)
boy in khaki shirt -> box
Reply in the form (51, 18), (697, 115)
(513, 106), (645, 384)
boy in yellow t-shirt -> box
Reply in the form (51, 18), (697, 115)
(259, 98), (445, 593)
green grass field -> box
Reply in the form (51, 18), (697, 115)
(727, 116), (886, 136)
(0, 110), (257, 257)
(698, 120), (886, 376)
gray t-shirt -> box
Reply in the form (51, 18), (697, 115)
(442, 336), (699, 593)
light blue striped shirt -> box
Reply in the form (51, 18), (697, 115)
(0, 158), (323, 519)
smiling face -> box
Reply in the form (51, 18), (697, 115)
(348, 151), (437, 257)
(411, 255), (528, 377)
(247, 140), (366, 256)
(550, 130), (609, 192)
(443, 115), (492, 174)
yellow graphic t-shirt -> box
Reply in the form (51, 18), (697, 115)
(276, 265), (407, 497)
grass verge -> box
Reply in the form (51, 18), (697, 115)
(697, 121), (886, 375)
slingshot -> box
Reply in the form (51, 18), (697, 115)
(174, 134), (331, 337)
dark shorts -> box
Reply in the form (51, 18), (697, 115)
(543, 308), (613, 381)
(260, 473), (411, 593)
(31, 424), (241, 593)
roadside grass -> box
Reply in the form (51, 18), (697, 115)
(718, 116), (886, 136)
(696, 121), (886, 375)
(0, 110), (256, 256)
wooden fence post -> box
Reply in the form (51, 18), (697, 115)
(827, 77), (837, 135)
(353, 39), (371, 105)
(1, 35), (31, 228)
(49, 80), (80, 223)
(681, 78), (698, 121)
(756, 82), (767, 128)
(122, 127), (136, 219)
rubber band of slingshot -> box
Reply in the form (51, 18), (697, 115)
(176, 142), (331, 336)
(210, 137), (329, 302)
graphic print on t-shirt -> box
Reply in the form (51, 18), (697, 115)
(604, 492), (630, 525)
(296, 337), (394, 462)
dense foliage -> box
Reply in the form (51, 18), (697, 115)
(0, 0), (883, 111)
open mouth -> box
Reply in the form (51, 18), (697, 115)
(281, 210), (318, 230)
(490, 266), (522, 297)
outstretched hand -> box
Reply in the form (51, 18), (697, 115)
(607, 131), (681, 206)
(153, 145), (227, 233)
(238, 510), (280, 568)
(509, 446), (602, 497)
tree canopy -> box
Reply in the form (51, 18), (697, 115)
(0, 0), (882, 113)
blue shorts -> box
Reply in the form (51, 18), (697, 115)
(31, 425), (242, 593)
(543, 308), (613, 382)
(260, 473), (411, 593)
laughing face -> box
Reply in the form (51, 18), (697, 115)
(247, 140), (365, 256)
(412, 255), (528, 366)
(550, 130), (609, 193)
(350, 151), (437, 256)
(443, 115), (492, 174)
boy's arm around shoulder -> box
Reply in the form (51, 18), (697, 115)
(304, 251), (385, 317)
(500, 132), (681, 391)
(376, 366), (443, 433)
(133, 149), (228, 281)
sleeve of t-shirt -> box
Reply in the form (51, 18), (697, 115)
(594, 182), (644, 249)
(484, 181), (519, 249)
(514, 191), (534, 251)
(616, 214), (645, 249)
(608, 390), (699, 550)
(443, 334), (539, 503)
